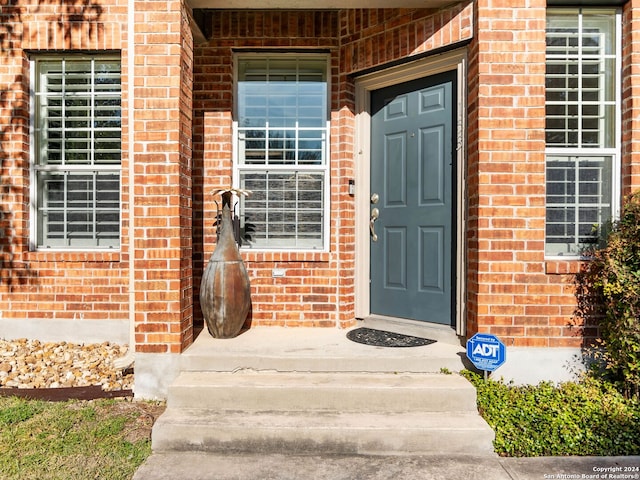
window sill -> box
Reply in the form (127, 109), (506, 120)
(545, 259), (585, 275)
(26, 250), (121, 263)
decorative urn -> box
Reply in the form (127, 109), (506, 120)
(199, 188), (252, 338)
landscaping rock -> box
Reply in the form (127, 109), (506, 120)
(0, 338), (133, 391)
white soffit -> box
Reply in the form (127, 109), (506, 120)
(188, 0), (456, 8)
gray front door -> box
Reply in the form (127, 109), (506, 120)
(370, 71), (455, 325)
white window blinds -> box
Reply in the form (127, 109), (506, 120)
(33, 57), (121, 249)
(545, 9), (619, 256)
(235, 56), (329, 250)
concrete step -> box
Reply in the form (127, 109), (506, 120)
(167, 371), (479, 413)
(179, 327), (468, 374)
(150, 329), (494, 457)
(152, 408), (495, 456)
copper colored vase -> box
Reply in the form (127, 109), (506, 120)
(200, 191), (251, 338)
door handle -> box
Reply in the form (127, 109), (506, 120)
(370, 207), (379, 242)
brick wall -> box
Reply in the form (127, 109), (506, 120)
(623, 0), (640, 194)
(467, 0), (603, 348)
(4, 1), (638, 355)
(131, 0), (193, 353)
(467, 0), (577, 348)
(192, 6), (473, 330)
(178, 4), (195, 348)
(192, 10), (342, 329)
(338, 6), (473, 72)
(0, 0), (194, 355)
(0, 0), (130, 326)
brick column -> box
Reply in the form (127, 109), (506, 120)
(467, 0), (551, 346)
(622, 0), (640, 195)
(0, 6), (29, 287)
(133, 0), (193, 354)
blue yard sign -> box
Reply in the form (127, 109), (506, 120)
(466, 333), (506, 372)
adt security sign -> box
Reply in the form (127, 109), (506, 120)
(466, 333), (506, 372)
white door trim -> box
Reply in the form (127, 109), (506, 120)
(354, 48), (468, 337)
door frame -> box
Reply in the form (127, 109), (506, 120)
(354, 47), (468, 337)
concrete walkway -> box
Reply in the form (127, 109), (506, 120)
(134, 453), (640, 480)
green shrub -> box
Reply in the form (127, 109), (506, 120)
(463, 371), (640, 457)
(575, 191), (640, 399)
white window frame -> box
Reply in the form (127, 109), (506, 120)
(545, 8), (621, 258)
(29, 55), (122, 251)
(232, 53), (331, 252)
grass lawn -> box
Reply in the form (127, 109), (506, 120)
(0, 395), (164, 480)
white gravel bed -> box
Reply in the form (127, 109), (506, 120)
(0, 338), (134, 391)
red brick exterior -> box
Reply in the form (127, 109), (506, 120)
(467, 0), (568, 348)
(623, 0), (640, 194)
(1, 2), (638, 355)
(0, 1), (131, 325)
(192, 11), (343, 331)
(0, 0), (195, 353)
(193, 7), (473, 331)
(130, 0), (194, 353)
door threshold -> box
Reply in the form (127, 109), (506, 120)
(361, 315), (462, 347)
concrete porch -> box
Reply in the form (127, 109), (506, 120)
(150, 323), (495, 456)
(180, 320), (469, 373)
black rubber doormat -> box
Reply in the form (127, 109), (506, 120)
(346, 327), (437, 348)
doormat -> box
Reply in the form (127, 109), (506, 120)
(346, 327), (436, 348)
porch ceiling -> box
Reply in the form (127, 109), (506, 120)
(188, 0), (456, 8)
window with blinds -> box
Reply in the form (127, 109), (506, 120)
(545, 9), (619, 256)
(235, 56), (329, 249)
(32, 56), (121, 249)
(546, 156), (612, 251)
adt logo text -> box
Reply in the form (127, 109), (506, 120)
(472, 342), (500, 358)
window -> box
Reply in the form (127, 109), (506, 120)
(545, 9), (620, 256)
(234, 55), (329, 250)
(31, 56), (121, 249)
